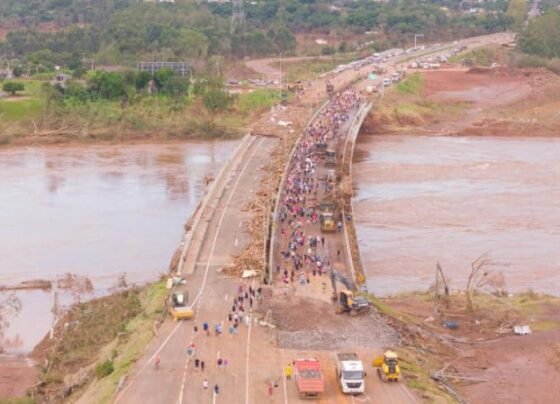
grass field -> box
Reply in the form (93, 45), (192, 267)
(0, 79), (44, 122)
(395, 73), (424, 96)
(0, 79), (281, 144)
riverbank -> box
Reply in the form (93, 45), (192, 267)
(361, 67), (560, 137)
(0, 83), (283, 148)
(353, 66), (560, 402)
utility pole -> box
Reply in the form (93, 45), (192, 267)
(414, 34), (425, 49)
(230, 0), (246, 34)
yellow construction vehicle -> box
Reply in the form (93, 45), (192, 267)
(336, 290), (371, 315)
(169, 291), (194, 320)
(373, 351), (401, 382)
(319, 201), (336, 233)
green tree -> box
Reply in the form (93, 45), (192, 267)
(518, 10), (560, 58)
(203, 88), (233, 113)
(153, 68), (175, 90)
(2, 81), (25, 96)
(87, 72), (126, 99)
(134, 71), (152, 90)
(162, 76), (189, 97)
(506, 0), (528, 31)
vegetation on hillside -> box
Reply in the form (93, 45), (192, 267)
(0, 0), (512, 72)
(519, 10), (560, 58)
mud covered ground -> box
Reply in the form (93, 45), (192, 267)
(260, 294), (399, 350)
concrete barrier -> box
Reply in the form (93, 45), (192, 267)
(341, 102), (373, 289)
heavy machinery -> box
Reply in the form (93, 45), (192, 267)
(319, 201), (336, 233)
(294, 359), (325, 399)
(373, 350), (401, 382)
(315, 141), (328, 158)
(325, 149), (336, 168)
(169, 291), (194, 320)
(326, 81), (334, 97)
(336, 353), (365, 394)
(337, 290), (371, 315)
(329, 269), (371, 315)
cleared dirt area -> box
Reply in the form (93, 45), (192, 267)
(385, 293), (560, 404)
(362, 67), (560, 137)
(261, 295), (399, 350)
(0, 354), (37, 398)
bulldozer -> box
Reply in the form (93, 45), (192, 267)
(373, 351), (401, 382)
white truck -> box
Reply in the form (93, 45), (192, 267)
(336, 353), (365, 394)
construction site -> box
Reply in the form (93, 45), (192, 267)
(2, 32), (560, 404)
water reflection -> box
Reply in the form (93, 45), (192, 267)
(353, 135), (560, 297)
(0, 140), (236, 353)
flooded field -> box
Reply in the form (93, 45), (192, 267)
(353, 135), (560, 297)
(0, 141), (235, 352)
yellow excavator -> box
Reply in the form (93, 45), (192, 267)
(373, 350), (401, 382)
(329, 269), (371, 315)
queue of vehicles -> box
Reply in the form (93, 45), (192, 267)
(293, 351), (401, 398)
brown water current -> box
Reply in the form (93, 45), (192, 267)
(0, 141), (236, 353)
(353, 135), (560, 297)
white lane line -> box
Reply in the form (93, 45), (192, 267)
(178, 138), (265, 404)
(281, 350), (288, 404)
(234, 237), (239, 247)
(245, 278), (256, 404)
(213, 391), (218, 404)
(114, 321), (183, 403)
(401, 384), (418, 403)
(190, 138), (263, 309)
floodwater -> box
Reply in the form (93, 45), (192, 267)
(0, 141), (236, 353)
(353, 135), (560, 297)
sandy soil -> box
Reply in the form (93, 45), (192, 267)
(385, 294), (560, 404)
(362, 68), (560, 137)
(0, 354), (37, 398)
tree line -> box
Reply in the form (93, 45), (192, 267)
(0, 0), (516, 72)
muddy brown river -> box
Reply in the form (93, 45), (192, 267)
(353, 135), (560, 297)
(0, 141), (236, 353)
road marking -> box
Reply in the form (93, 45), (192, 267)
(213, 391), (218, 404)
(190, 138), (263, 309)
(114, 321), (183, 403)
(401, 384), (418, 403)
(245, 278), (256, 404)
(281, 350), (288, 404)
(234, 237), (238, 247)
(216, 350), (221, 360)
(178, 138), (265, 404)
(224, 294), (228, 301)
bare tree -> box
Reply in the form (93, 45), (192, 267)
(0, 293), (22, 352)
(465, 253), (507, 312)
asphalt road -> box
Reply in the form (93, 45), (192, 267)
(106, 32), (515, 404)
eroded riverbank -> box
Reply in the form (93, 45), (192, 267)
(0, 141), (236, 353)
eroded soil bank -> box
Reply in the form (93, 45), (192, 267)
(355, 69), (560, 296)
(353, 68), (560, 403)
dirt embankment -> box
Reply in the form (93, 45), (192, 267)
(361, 67), (560, 137)
(383, 292), (560, 404)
